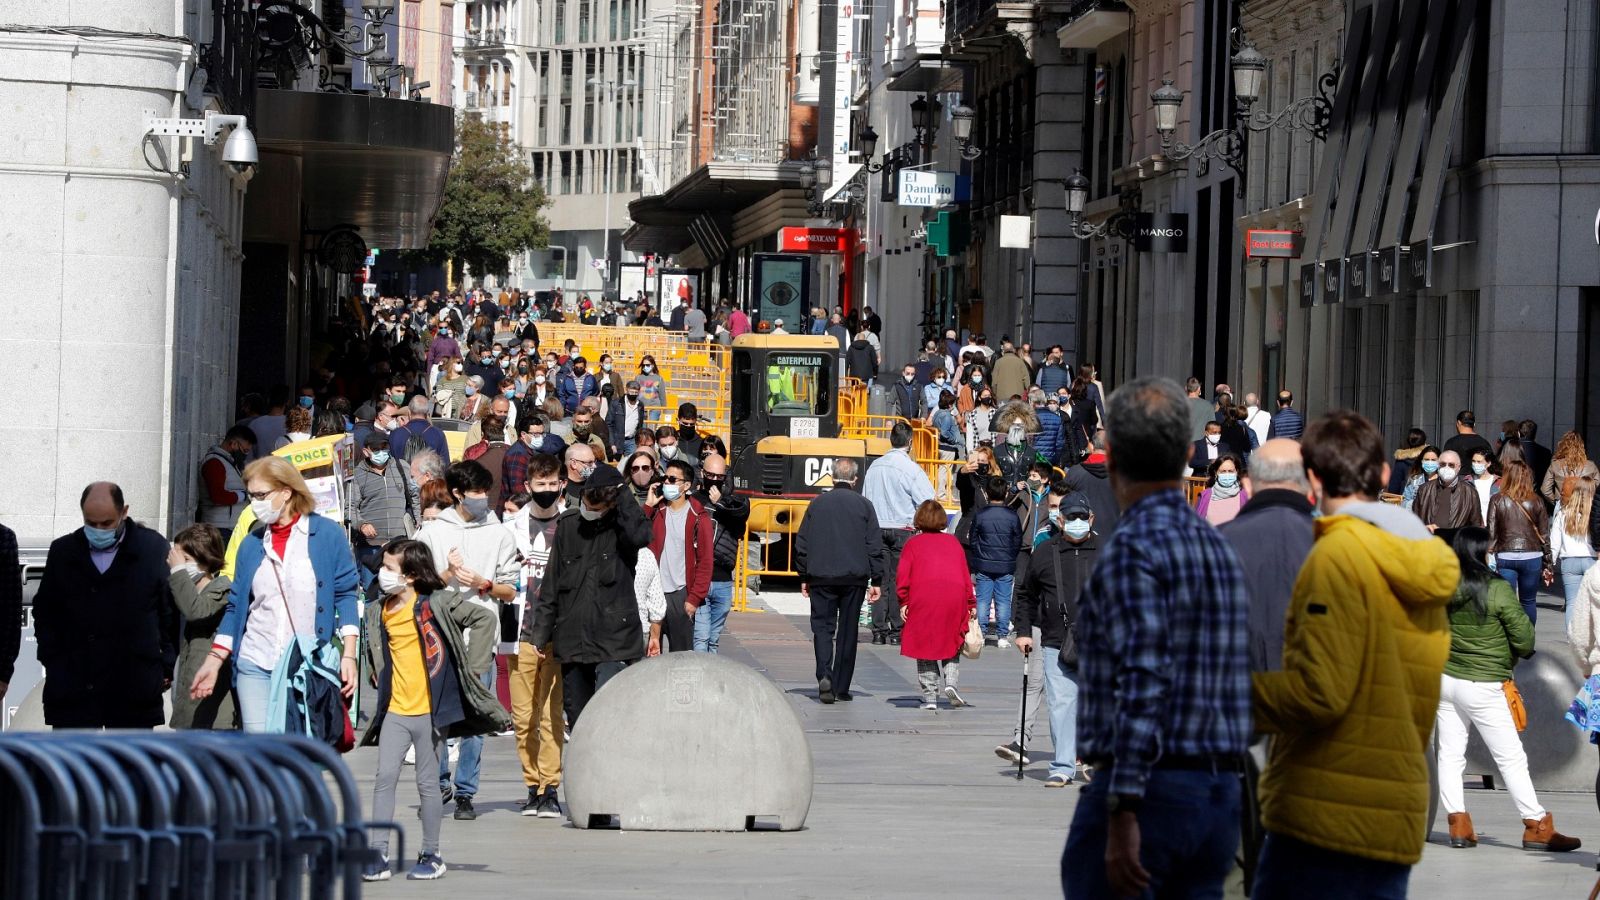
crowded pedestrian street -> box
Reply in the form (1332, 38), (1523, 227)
(9, 0), (1600, 897)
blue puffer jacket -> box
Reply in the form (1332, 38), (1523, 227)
(966, 503), (1023, 577)
(1032, 406), (1065, 467)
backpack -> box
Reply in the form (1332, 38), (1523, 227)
(403, 428), (429, 462)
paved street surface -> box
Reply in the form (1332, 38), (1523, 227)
(352, 589), (1600, 898)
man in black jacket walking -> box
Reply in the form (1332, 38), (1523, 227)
(1218, 439), (1315, 672)
(33, 482), (178, 728)
(796, 459), (884, 703)
(1063, 430), (1120, 536)
(1012, 492), (1097, 786)
(527, 465), (653, 725)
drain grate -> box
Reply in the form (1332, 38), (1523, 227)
(814, 728), (923, 735)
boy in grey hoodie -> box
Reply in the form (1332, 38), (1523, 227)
(414, 459), (520, 820)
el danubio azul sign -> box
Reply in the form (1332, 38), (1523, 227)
(898, 170), (958, 207)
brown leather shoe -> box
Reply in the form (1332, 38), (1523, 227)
(1522, 813), (1582, 852)
(1447, 812), (1477, 848)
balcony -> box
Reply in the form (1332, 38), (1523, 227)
(463, 26), (513, 49)
(1056, 0), (1130, 49)
(946, 0), (1035, 41)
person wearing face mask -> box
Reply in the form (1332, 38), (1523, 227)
(1187, 420), (1234, 478)
(558, 356), (600, 416)
(1012, 461), (1058, 550)
(595, 353), (625, 397)
(526, 464), (654, 724)
(1468, 449), (1499, 525)
(1402, 445), (1442, 511)
(167, 524), (236, 730)
(190, 460), (361, 734)
(992, 401), (1039, 496)
(565, 407), (610, 462)
(1009, 491), (1096, 786)
(412, 460), (520, 821)
(466, 347), (501, 396)
(923, 368), (951, 413)
(694, 453), (749, 653)
(503, 454), (569, 818)
(633, 357), (665, 413)
(36, 481), (180, 731)
(1028, 387), (1066, 468)
(957, 364), (987, 418)
(652, 425), (700, 476)
(348, 433), (419, 579)
(198, 426), (259, 538)
(1414, 449), (1484, 542)
(458, 376), (492, 422)
(562, 442), (600, 506)
(426, 323), (461, 370)
(967, 476), (1025, 648)
(1195, 454), (1250, 526)
(965, 390), (998, 457)
(609, 381), (644, 458)
(624, 448), (660, 506)
(892, 364), (923, 419)
(360, 539), (508, 882)
(643, 459), (714, 653)
(433, 357), (470, 417)
(674, 403), (706, 460)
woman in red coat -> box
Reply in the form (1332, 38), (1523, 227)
(897, 500), (977, 710)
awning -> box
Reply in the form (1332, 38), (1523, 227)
(821, 163), (863, 203)
(1298, 0), (1480, 305)
(624, 161), (808, 255)
(252, 89), (454, 249)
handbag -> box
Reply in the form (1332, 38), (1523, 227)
(270, 557), (357, 752)
(1504, 679), (1528, 733)
(961, 615), (984, 659)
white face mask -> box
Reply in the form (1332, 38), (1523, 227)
(1437, 465), (1459, 483)
(535, 375), (546, 385)
(377, 568), (409, 596)
(1205, 434), (1220, 446)
(251, 496), (283, 525)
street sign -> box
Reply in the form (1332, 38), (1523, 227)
(897, 170), (958, 207)
(779, 227), (856, 254)
(1133, 214), (1188, 252)
(590, 258), (608, 270)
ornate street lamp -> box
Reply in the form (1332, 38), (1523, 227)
(949, 103), (981, 160)
(1060, 168), (1137, 240)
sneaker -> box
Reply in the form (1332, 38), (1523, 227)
(495, 726), (515, 737)
(818, 676), (835, 704)
(943, 685), (968, 708)
(453, 796), (476, 821)
(997, 637), (1011, 649)
(921, 701), (938, 710)
(406, 853), (447, 881)
(535, 786), (562, 819)
(361, 854), (392, 882)
(519, 787), (540, 816)
(1045, 773), (1074, 788)
(994, 741), (1033, 765)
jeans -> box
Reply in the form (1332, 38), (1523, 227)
(235, 656), (274, 733)
(1063, 768), (1241, 899)
(440, 666), (494, 799)
(1252, 832), (1410, 899)
(1496, 554), (1545, 624)
(1039, 648), (1079, 778)
(974, 573), (1013, 637)
(1435, 674), (1544, 819)
(1562, 556), (1597, 631)
(694, 581), (733, 652)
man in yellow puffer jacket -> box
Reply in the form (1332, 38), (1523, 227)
(1252, 411), (1460, 898)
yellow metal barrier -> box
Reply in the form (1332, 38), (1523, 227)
(730, 497), (811, 613)
(914, 455), (969, 510)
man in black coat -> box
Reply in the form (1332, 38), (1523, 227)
(1188, 420), (1235, 476)
(1063, 430), (1120, 536)
(795, 458), (884, 703)
(1519, 419), (1554, 490)
(33, 482), (177, 728)
(526, 465), (653, 725)
(1217, 440), (1315, 672)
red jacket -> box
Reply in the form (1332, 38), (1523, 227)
(896, 532), (976, 661)
(645, 498), (714, 607)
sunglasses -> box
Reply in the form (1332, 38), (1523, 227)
(1061, 512), (1091, 521)
(662, 476), (687, 484)
(630, 464), (655, 472)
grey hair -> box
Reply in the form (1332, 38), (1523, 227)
(833, 458), (860, 483)
(1103, 377), (1192, 482)
(410, 448), (447, 483)
(1249, 452), (1310, 492)
(408, 396), (432, 417)
(466, 374), (485, 388)
(1027, 386), (1047, 405)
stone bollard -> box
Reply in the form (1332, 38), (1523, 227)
(563, 653), (814, 831)
(1465, 651), (1595, 791)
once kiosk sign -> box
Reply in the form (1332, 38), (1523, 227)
(1133, 213), (1188, 252)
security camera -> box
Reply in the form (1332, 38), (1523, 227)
(222, 123), (258, 174)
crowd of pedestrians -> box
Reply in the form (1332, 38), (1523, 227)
(6, 285), (1600, 896)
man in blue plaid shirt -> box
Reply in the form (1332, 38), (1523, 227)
(1062, 376), (1252, 899)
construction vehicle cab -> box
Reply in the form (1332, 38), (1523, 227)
(729, 334), (881, 499)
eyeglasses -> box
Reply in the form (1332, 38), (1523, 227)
(246, 489), (279, 501)
(630, 464), (655, 472)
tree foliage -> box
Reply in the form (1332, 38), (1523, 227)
(416, 114), (550, 279)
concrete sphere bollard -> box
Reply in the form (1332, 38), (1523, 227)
(562, 653), (814, 831)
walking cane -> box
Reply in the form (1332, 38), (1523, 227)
(1016, 646), (1030, 781)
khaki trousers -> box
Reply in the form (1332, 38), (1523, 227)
(508, 641), (565, 789)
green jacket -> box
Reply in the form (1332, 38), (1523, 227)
(1443, 578), (1534, 682)
(360, 589), (510, 746)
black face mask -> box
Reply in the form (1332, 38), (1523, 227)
(702, 475), (726, 491)
(529, 489), (561, 509)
